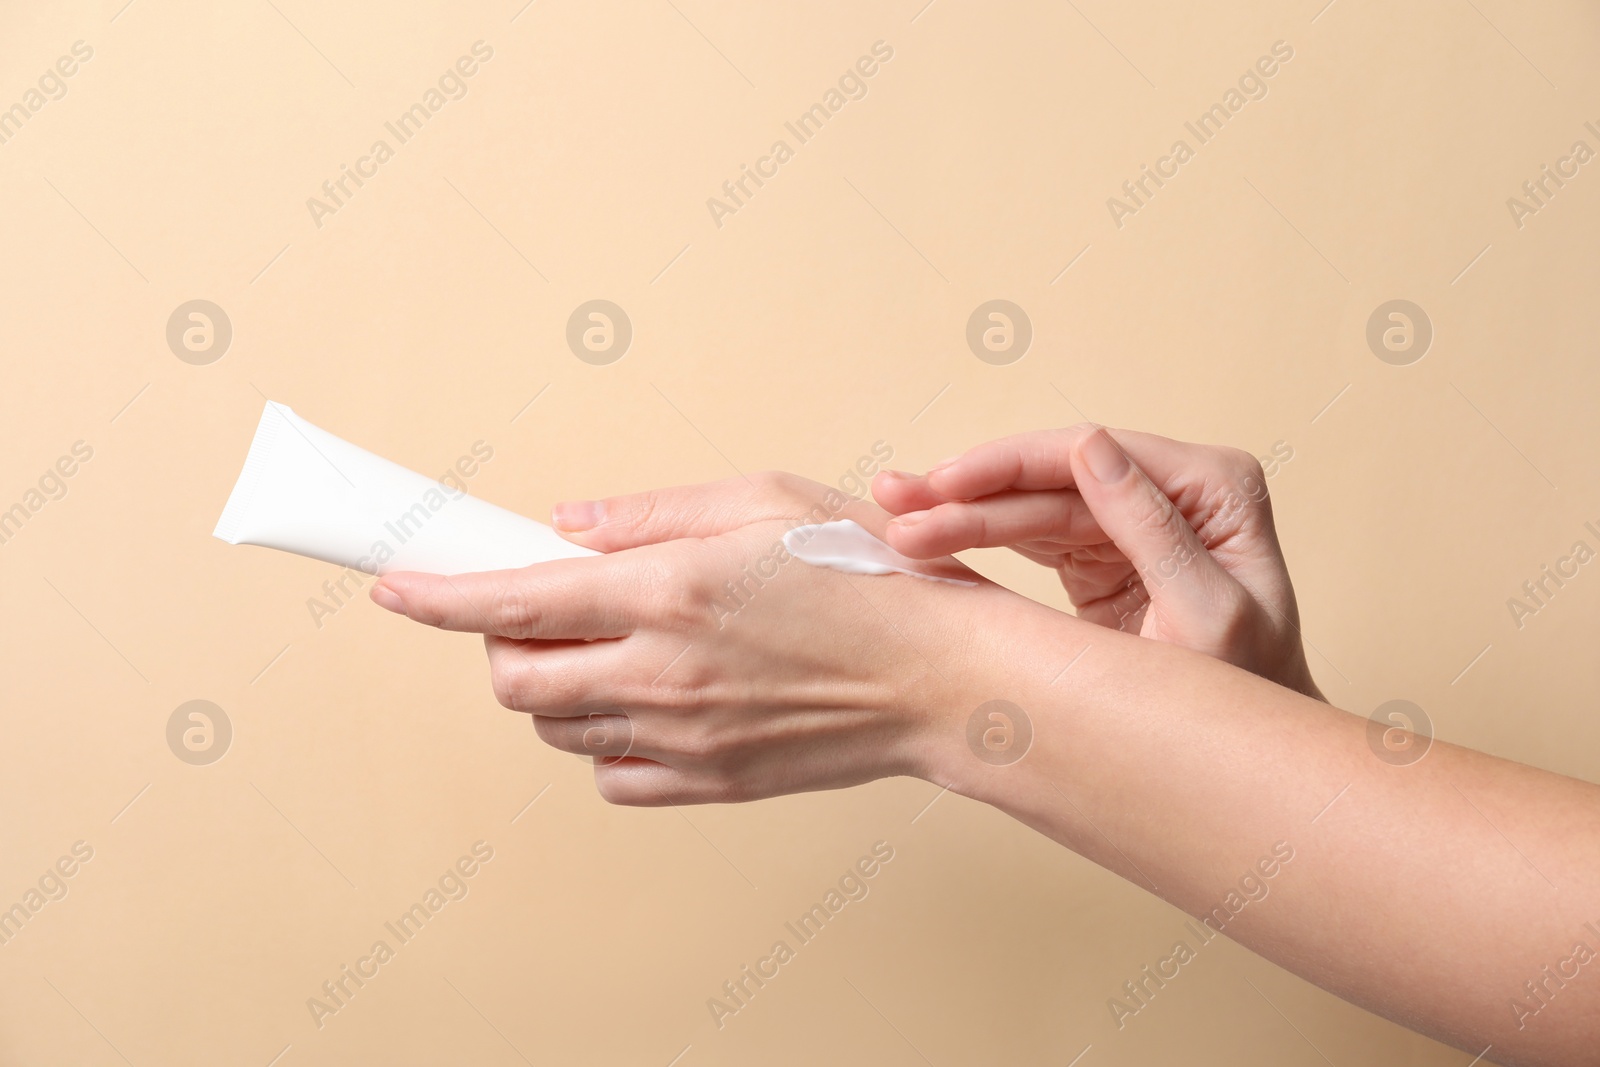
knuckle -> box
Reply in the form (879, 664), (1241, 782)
(529, 714), (564, 746)
(760, 469), (801, 492)
(490, 662), (528, 711)
(593, 771), (642, 806)
(674, 728), (719, 764)
(954, 503), (989, 545)
(493, 584), (542, 637)
(680, 560), (724, 620)
(675, 721), (737, 766)
(754, 470), (817, 511)
(610, 640), (706, 706)
(619, 492), (658, 536)
(636, 554), (705, 629)
(492, 658), (580, 712)
(1130, 489), (1181, 537)
(658, 546), (731, 632)
(751, 470), (791, 497)
(646, 670), (708, 710)
(1219, 447), (1268, 497)
(1196, 448), (1269, 543)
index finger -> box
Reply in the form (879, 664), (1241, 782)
(922, 426), (1091, 500)
(925, 425), (1193, 501)
(371, 556), (648, 639)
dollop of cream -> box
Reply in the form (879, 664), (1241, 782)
(782, 519), (977, 586)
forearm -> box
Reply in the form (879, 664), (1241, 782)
(928, 596), (1600, 1066)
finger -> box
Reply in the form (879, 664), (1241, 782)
(590, 758), (745, 806)
(483, 630), (727, 718)
(590, 746), (885, 805)
(483, 633), (609, 712)
(923, 426), (1093, 499)
(881, 489), (1105, 559)
(550, 472), (835, 552)
(1057, 549), (1139, 606)
(870, 469), (946, 515)
(532, 712), (640, 764)
(370, 558), (646, 639)
(1070, 427), (1236, 614)
(926, 424), (1238, 508)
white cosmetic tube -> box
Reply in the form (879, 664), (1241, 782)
(214, 401), (596, 575)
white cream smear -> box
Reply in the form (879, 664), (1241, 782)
(782, 520), (976, 586)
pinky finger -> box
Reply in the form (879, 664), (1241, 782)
(591, 758), (752, 806)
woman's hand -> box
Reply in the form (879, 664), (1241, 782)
(366, 473), (1024, 804)
(366, 454), (1600, 1067)
(872, 425), (1324, 699)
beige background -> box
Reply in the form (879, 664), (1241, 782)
(3, 0), (1597, 1063)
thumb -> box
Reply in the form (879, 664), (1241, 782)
(550, 473), (835, 552)
(1072, 427), (1233, 616)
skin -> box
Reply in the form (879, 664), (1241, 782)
(369, 428), (1600, 1067)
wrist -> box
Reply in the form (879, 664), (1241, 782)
(907, 590), (1087, 805)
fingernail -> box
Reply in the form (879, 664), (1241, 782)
(878, 469), (915, 482)
(892, 511), (929, 528)
(928, 455), (961, 472)
(1082, 429), (1130, 482)
(552, 500), (603, 531)
(370, 582), (406, 615)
